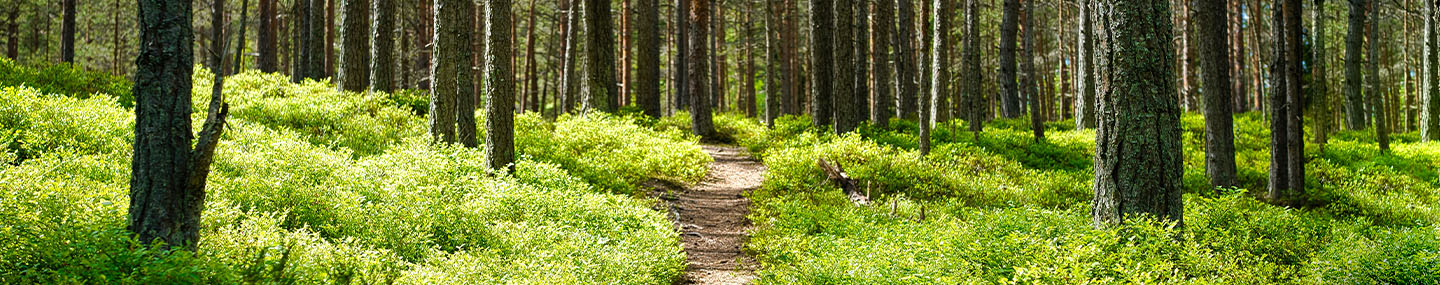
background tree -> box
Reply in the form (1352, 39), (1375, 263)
(810, 0), (833, 128)
(430, 0), (476, 145)
(1369, 0), (1390, 151)
(1090, 0), (1183, 228)
(834, 0), (857, 133)
(294, 0), (328, 82)
(1312, 0), (1329, 146)
(1424, 0), (1439, 141)
(1022, 0), (1042, 141)
(999, 0), (1021, 118)
(585, 0), (618, 112)
(689, 0), (717, 139)
(636, 0), (662, 118)
(337, 0), (372, 92)
(1199, 0), (1237, 188)
(61, 0), (75, 63)
(486, 0), (515, 171)
(1345, 0), (1369, 130)
(964, 0), (983, 133)
(129, 0), (230, 249)
(1075, 0), (1097, 129)
(1269, 0), (1306, 205)
(896, 0), (918, 120)
(370, 0), (396, 93)
(872, 0), (894, 129)
(258, 0), (279, 72)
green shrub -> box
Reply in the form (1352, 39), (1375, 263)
(517, 112), (711, 193)
(0, 58), (133, 106)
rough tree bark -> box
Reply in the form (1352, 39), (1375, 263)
(1313, 0), (1329, 145)
(1345, 0), (1369, 130)
(873, 0), (894, 128)
(1090, 0), (1183, 228)
(585, 0), (619, 112)
(1022, 0), (1042, 141)
(235, 0), (251, 74)
(129, 0), (230, 250)
(1075, 0), (1097, 129)
(811, 0), (834, 128)
(431, 0), (476, 144)
(1369, 0), (1389, 151)
(636, 0), (663, 118)
(1423, 0), (1439, 141)
(999, 0), (1021, 118)
(369, 0), (396, 93)
(834, 0), (858, 134)
(897, 0), (918, 120)
(62, 0), (75, 63)
(485, 0), (515, 171)
(1199, 0), (1237, 188)
(337, 0), (371, 91)
(964, 0), (983, 133)
(258, 0), (279, 72)
(690, 0), (717, 139)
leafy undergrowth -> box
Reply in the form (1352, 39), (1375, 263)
(735, 114), (1440, 283)
(0, 68), (703, 283)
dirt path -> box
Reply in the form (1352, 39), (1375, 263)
(664, 145), (763, 284)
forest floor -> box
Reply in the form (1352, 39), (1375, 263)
(656, 145), (763, 284)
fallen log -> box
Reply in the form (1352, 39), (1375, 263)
(818, 158), (869, 205)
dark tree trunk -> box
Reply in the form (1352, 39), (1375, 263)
(259, 0), (279, 72)
(1090, 0), (1183, 228)
(294, 0), (328, 82)
(765, 0), (781, 126)
(585, 0), (618, 112)
(130, 0), (230, 250)
(1369, 0), (1389, 151)
(999, 0), (1021, 118)
(1199, 0), (1237, 189)
(1076, 0), (1097, 129)
(337, 0), (371, 91)
(810, 0), (834, 128)
(559, 0), (580, 113)
(690, 0), (717, 139)
(636, 0), (663, 117)
(522, 0), (539, 113)
(834, 0), (857, 134)
(62, 0), (75, 63)
(1269, 0), (1307, 205)
(485, 0), (515, 170)
(1345, 0), (1369, 130)
(326, 0), (336, 76)
(1423, 0), (1439, 141)
(1284, 0), (1305, 201)
(673, 0), (688, 112)
(1022, 0), (1042, 141)
(369, 0), (395, 92)
(1312, 0), (1329, 145)
(896, 0), (918, 120)
(431, 0), (476, 144)
(872, 0), (894, 128)
(964, 0), (982, 133)
(5, 5), (17, 59)
(235, 0), (251, 74)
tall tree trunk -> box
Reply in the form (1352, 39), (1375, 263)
(873, 0), (894, 128)
(1199, 0), (1237, 189)
(326, 0), (336, 76)
(637, 0), (662, 117)
(1090, 0), (1183, 228)
(1369, 0), (1390, 151)
(1423, 0), (1440, 141)
(999, 0), (1021, 118)
(520, 0), (538, 112)
(1345, 0), (1369, 130)
(852, 0), (870, 128)
(369, 0), (395, 92)
(810, 0), (834, 128)
(586, 0), (619, 112)
(1075, 0), (1097, 129)
(929, 0), (950, 131)
(690, 0), (717, 139)
(485, 0), (515, 170)
(764, 0), (780, 126)
(1269, 0), (1307, 205)
(896, 0), (918, 120)
(62, 0), (75, 63)
(234, 0), (251, 74)
(835, 0), (857, 134)
(431, 0), (476, 144)
(258, 0), (278, 72)
(1313, 0), (1329, 145)
(1022, 0), (1042, 141)
(130, 0), (230, 250)
(559, 0), (580, 113)
(337, 0), (371, 91)
(965, 0), (983, 133)
(673, 0), (688, 112)
(294, 0), (327, 82)
(5, 4), (17, 59)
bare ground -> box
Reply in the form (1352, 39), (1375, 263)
(655, 145), (763, 284)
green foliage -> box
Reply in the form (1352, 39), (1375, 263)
(742, 110), (1440, 283)
(0, 71), (699, 284)
(0, 58), (134, 107)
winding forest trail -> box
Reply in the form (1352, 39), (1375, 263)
(668, 145), (763, 284)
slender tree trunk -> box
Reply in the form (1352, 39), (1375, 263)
(62, 0), (75, 63)
(585, 0), (618, 112)
(130, 0), (230, 250)
(5, 4), (17, 59)
(835, 0), (858, 133)
(1369, 0), (1389, 151)
(999, 0), (1021, 118)
(637, 0), (662, 117)
(897, 0), (918, 120)
(873, 0), (894, 128)
(1090, 0), (1183, 228)
(258, 0), (278, 72)
(1199, 0), (1237, 189)
(369, 0), (395, 92)
(559, 0), (580, 113)
(1423, 0), (1440, 141)
(337, 0), (372, 91)
(1075, 0), (1097, 129)
(1022, 0), (1042, 141)
(234, 0), (250, 74)
(1313, 0), (1329, 145)
(485, 0), (515, 170)
(326, 0), (336, 76)
(811, 0), (834, 128)
(765, 0), (780, 126)
(965, 0), (983, 133)
(1269, 0), (1292, 202)
(1345, 0), (1369, 130)
(431, 0), (476, 144)
(929, 0), (949, 131)
(690, 0), (717, 139)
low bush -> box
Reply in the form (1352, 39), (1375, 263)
(0, 58), (133, 106)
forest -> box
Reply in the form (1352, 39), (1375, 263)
(1, 0), (1439, 283)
